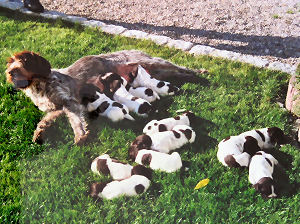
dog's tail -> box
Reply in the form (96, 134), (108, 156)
(125, 114), (135, 121)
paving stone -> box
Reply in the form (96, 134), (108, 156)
(82, 20), (106, 28)
(100, 24), (127, 35)
(238, 55), (269, 67)
(121, 30), (149, 39)
(2, 1), (22, 10)
(210, 49), (242, 60)
(167, 39), (193, 51)
(268, 61), (297, 74)
(0, 0), (8, 6)
(146, 34), (171, 45)
(189, 45), (215, 55)
(63, 15), (87, 23)
(40, 10), (66, 19)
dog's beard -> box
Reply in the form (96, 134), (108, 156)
(13, 79), (32, 89)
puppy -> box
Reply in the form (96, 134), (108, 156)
(239, 127), (288, 149)
(98, 73), (154, 117)
(249, 151), (279, 198)
(91, 154), (152, 180)
(130, 125), (196, 154)
(150, 125), (196, 153)
(217, 127), (288, 168)
(143, 111), (195, 135)
(127, 86), (160, 103)
(80, 83), (134, 122)
(90, 175), (151, 200)
(130, 65), (180, 96)
(135, 149), (182, 173)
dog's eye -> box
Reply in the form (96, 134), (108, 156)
(10, 69), (19, 78)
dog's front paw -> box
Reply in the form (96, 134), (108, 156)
(74, 131), (90, 146)
(32, 128), (45, 144)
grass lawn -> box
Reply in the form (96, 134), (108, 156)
(0, 9), (299, 224)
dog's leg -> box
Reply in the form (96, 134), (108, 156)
(63, 107), (89, 145)
(33, 110), (64, 144)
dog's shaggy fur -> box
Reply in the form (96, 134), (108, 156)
(6, 50), (201, 144)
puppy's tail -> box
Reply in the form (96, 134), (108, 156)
(125, 114), (135, 121)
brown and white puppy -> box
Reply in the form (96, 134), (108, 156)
(217, 127), (288, 168)
(79, 84), (134, 122)
(91, 154), (152, 180)
(129, 65), (180, 96)
(143, 111), (195, 135)
(127, 86), (160, 103)
(129, 125), (196, 155)
(5, 51), (89, 145)
(249, 151), (279, 198)
(6, 50), (202, 144)
(135, 149), (182, 173)
(90, 174), (151, 200)
(91, 72), (154, 117)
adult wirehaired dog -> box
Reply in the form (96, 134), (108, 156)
(6, 50), (202, 144)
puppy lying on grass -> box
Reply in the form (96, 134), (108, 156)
(217, 127), (289, 168)
(91, 154), (152, 180)
(129, 124), (196, 157)
(249, 151), (279, 198)
(134, 149), (182, 173)
(80, 84), (134, 122)
(143, 111), (195, 135)
(90, 175), (151, 200)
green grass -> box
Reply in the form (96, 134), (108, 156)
(0, 9), (299, 224)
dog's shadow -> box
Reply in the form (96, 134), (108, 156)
(190, 116), (218, 153)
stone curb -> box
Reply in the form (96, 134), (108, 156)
(1, 0), (297, 75)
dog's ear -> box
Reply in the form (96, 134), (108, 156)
(253, 183), (260, 191)
(267, 127), (288, 145)
(15, 51), (51, 77)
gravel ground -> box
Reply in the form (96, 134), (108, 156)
(40, 0), (300, 66)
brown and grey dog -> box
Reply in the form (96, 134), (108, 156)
(6, 50), (202, 145)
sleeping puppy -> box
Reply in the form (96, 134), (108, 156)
(239, 127), (289, 150)
(90, 175), (151, 200)
(150, 125), (196, 153)
(143, 111), (195, 135)
(99, 73), (153, 117)
(249, 151), (279, 198)
(135, 149), (182, 173)
(129, 125), (196, 154)
(80, 84), (134, 122)
(127, 86), (160, 103)
(130, 65), (180, 96)
(217, 127), (288, 168)
(91, 154), (152, 180)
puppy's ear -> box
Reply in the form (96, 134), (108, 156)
(253, 183), (260, 191)
(268, 127), (288, 145)
(17, 51), (51, 77)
